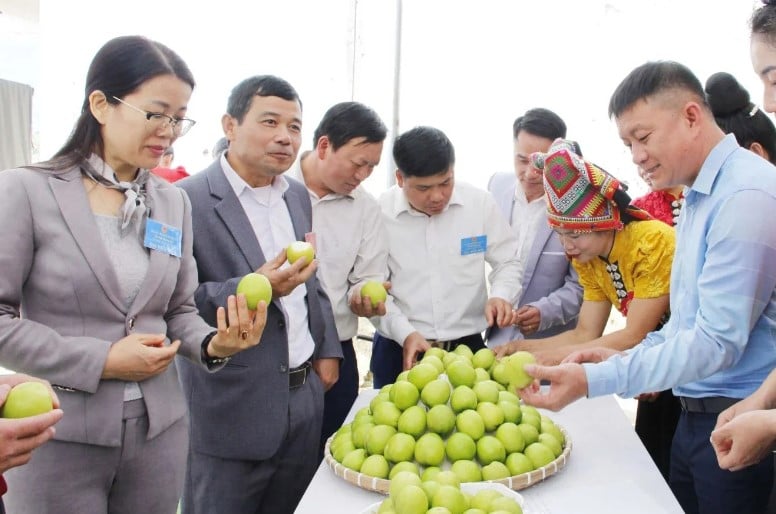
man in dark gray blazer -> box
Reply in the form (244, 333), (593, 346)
(487, 108), (582, 347)
(177, 75), (342, 514)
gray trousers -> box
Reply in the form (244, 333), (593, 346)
(181, 372), (324, 514)
(4, 399), (188, 514)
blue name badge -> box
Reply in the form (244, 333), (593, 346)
(144, 219), (182, 258)
(461, 235), (487, 255)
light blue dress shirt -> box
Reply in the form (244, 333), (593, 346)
(586, 134), (776, 399)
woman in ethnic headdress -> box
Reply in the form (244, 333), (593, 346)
(496, 138), (679, 482)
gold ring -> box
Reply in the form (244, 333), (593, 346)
(240, 330), (249, 341)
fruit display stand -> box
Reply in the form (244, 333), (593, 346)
(323, 423), (572, 494)
(297, 391), (684, 513)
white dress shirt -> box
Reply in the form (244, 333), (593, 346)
(221, 154), (315, 367)
(374, 181), (523, 345)
(510, 182), (547, 263)
(289, 159), (388, 340)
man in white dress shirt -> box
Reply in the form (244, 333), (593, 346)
(487, 108), (582, 346)
(290, 101), (390, 457)
(370, 126), (524, 387)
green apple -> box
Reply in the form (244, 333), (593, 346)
(414, 432), (446, 467)
(445, 432), (477, 462)
(489, 495), (523, 514)
(524, 442), (556, 468)
(453, 344), (474, 360)
(475, 402), (504, 432)
(505, 451), (534, 475)
(455, 409), (485, 441)
(341, 448), (367, 471)
(421, 379), (451, 408)
(519, 411), (541, 431)
(421, 466), (442, 482)
(332, 438), (356, 462)
(286, 241), (315, 265)
(462, 508), (486, 514)
(372, 401), (402, 428)
(504, 351), (536, 389)
(389, 380), (420, 411)
(471, 348), (496, 370)
(389, 470), (423, 498)
(351, 422), (374, 449)
(474, 368), (490, 383)
(446, 360), (477, 388)
(451, 385), (479, 414)
(433, 470), (461, 488)
(397, 405), (427, 438)
(450, 459), (482, 483)
(490, 362), (511, 387)
(384, 432), (416, 463)
(421, 355), (445, 375)
(520, 404), (540, 419)
(496, 422), (526, 454)
(516, 423), (539, 446)
(369, 391), (390, 413)
(0, 382), (53, 419)
(540, 420), (565, 446)
(476, 435), (506, 465)
(426, 404), (456, 436)
(472, 380), (500, 404)
(393, 484), (428, 514)
(407, 363), (439, 391)
(432, 485), (467, 514)
(427, 507), (455, 514)
(360, 454), (390, 478)
(481, 461), (511, 480)
(390, 461), (421, 479)
(499, 400), (522, 424)
(377, 497), (394, 514)
(235, 273), (272, 310)
(366, 424), (397, 455)
(424, 347), (447, 361)
(396, 370), (410, 382)
(361, 280), (388, 307)
(443, 352), (463, 369)
(538, 433), (562, 457)
(421, 480), (441, 502)
(498, 390), (521, 405)
(354, 406), (372, 420)
(470, 489), (502, 511)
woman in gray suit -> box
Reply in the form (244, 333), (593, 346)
(0, 36), (266, 513)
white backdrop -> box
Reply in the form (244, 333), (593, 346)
(24, 0), (765, 198)
(0, 78), (33, 169)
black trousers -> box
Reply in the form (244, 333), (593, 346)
(635, 389), (681, 482)
(369, 332), (485, 388)
(318, 339), (359, 461)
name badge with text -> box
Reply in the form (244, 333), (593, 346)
(144, 219), (182, 257)
(461, 235), (487, 255)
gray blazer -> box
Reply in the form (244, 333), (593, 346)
(177, 160), (341, 461)
(486, 172), (582, 346)
(0, 165), (213, 446)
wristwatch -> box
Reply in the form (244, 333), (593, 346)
(201, 332), (231, 368)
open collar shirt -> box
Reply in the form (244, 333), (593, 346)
(289, 159), (388, 341)
(374, 182), (523, 345)
(585, 134), (776, 399)
(221, 154), (314, 367)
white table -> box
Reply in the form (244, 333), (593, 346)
(296, 390), (683, 513)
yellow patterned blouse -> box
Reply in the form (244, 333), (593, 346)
(573, 220), (675, 316)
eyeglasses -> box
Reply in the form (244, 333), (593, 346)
(112, 96), (196, 137)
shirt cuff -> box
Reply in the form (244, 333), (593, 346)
(582, 361), (619, 398)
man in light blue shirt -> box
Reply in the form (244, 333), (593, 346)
(520, 61), (776, 514)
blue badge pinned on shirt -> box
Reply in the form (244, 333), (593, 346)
(461, 235), (487, 255)
(144, 219), (182, 257)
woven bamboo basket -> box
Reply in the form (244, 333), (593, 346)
(324, 423), (572, 494)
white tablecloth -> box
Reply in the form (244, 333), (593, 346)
(296, 390), (683, 513)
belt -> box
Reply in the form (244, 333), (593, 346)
(289, 361), (312, 389)
(678, 396), (739, 414)
(427, 333), (483, 352)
